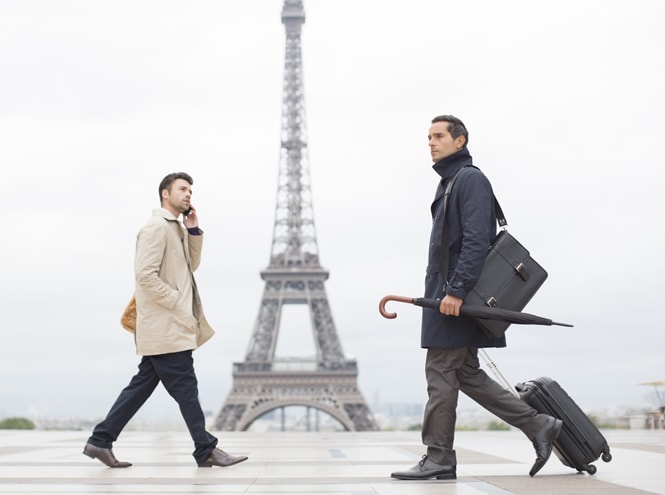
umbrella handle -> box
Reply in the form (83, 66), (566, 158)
(379, 295), (415, 319)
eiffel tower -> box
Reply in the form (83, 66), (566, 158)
(213, 0), (377, 432)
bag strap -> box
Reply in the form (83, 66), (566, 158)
(444, 166), (506, 227)
(494, 198), (507, 228)
(440, 165), (506, 278)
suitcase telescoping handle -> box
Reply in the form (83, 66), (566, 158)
(479, 349), (520, 398)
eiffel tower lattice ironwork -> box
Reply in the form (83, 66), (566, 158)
(213, 0), (377, 432)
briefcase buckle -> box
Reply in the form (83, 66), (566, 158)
(515, 262), (529, 281)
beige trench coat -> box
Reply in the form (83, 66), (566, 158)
(134, 209), (214, 356)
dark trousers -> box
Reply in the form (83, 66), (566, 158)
(88, 350), (218, 464)
(422, 347), (548, 465)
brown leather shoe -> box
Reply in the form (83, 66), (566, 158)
(198, 447), (248, 467)
(83, 443), (132, 468)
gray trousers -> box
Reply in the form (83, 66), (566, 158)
(422, 347), (549, 465)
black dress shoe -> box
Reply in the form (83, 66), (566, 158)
(198, 447), (248, 467)
(529, 417), (563, 477)
(391, 455), (456, 480)
(83, 443), (132, 468)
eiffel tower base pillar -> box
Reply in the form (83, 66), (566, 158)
(213, 362), (377, 431)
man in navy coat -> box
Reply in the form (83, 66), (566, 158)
(391, 115), (562, 480)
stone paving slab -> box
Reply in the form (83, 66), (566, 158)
(0, 429), (663, 495)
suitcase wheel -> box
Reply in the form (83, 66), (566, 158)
(585, 464), (597, 475)
(602, 452), (612, 463)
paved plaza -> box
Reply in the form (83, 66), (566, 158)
(0, 428), (664, 495)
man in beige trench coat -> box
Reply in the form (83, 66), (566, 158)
(83, 172), (248, 468)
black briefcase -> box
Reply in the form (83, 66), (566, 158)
(465, 229), (548, 338)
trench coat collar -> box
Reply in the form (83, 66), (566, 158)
(431, 148), (474, 210)
(432, 147), (473, 180)
(153, 208), (189, 264)
(153, 207), (179, 222)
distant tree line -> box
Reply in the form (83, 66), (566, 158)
(0, 417), (35, 429)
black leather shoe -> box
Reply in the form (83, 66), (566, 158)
(529, 417), (563, 477)
(83, 443), (132, 468)
(198, 447), (248, 467)
(391, 455), (456, 480)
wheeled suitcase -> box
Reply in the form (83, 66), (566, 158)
(515, 377), (612, 474)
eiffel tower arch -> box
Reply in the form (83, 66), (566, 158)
(213, 0), (377, 432)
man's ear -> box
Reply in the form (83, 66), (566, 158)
(455, 135), (466, 149)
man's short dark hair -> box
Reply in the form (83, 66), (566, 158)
(431, 115), (469, 147)
(158, 172), (193, 204)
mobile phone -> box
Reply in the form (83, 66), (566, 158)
(183, 207), (192, 217)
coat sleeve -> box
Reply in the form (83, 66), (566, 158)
(187, 231), (203, 272)
(135, 220), (178, 310)
(445, 171), (494, 299)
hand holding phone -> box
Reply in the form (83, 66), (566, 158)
(183, 205), (197, 229)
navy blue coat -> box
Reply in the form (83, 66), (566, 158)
(420, 148), (507, 349)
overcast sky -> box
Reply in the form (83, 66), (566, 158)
(1, 0), (664, 427)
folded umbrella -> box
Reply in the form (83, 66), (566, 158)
(379, 294), (573, 327)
